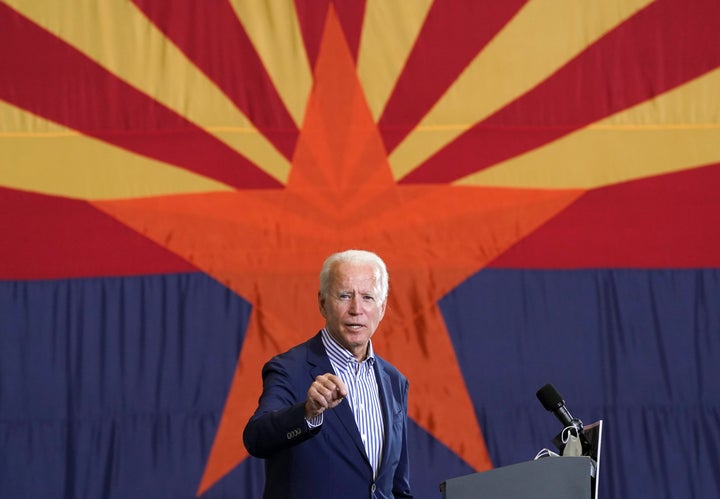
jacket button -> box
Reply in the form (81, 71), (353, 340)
(371, 483), (376, 492)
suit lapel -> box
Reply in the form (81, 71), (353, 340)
(374, 358), (396, 474)
(306, 333), (371, 468)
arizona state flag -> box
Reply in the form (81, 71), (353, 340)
(1, 1), (719, 498)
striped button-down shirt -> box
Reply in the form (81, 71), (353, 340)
(321, 328), (385, 477)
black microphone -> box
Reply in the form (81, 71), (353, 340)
(536, 383), (582, 430)
(536, 383), (590, 455)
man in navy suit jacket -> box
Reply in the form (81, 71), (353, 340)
(243, 250), (413, 498)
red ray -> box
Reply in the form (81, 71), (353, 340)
(0, 4), (279, 189)
(94, 7), (583, 494)
(131, 0), (298, 160)
(379, 0), (529, 153)
(0, 187), (195, 279)
(330, 0), (366, 62)
(491, 163), (720, 268)
(294, 0), (366, 69)
(400, 0), (720, 183)
(293, 0), (330, 69)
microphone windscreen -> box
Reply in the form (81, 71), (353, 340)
(536, 383), (564, 411)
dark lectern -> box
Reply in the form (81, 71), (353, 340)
(440, 456), (595, 499)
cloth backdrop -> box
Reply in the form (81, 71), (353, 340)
(1, 1), (719, 498)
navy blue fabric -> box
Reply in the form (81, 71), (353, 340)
(2, 269), (719, 498)
(441, 268), (720, 499)
(0, 273), (251, 498)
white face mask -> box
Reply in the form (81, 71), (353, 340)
(561, 426), (583, 457)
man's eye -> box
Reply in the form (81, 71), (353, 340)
(338, 294), (351, 300)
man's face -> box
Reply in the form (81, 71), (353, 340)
(319, 260), (387, 360)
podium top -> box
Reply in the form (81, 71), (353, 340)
(441, 456), (594, 499)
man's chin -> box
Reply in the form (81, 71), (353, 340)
(342, 331), (367, 343)
(339, 332), (369, 350)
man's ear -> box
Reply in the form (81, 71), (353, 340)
(318, 291), (327, 318)
(379, 299), (387, 320)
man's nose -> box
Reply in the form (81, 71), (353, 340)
(348, 295), (363, 313)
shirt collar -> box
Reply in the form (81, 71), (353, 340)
(321, 328), (375, 365)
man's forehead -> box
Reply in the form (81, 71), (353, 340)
(332, 274), (379, 291)
(332, 278), (378, 291)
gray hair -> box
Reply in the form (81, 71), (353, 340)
(319, 249), (389, 301)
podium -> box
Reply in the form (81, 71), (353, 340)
(440, 456), (596, 499)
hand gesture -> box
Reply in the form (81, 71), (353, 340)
(305, 373), (348, 419)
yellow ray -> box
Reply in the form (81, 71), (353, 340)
(5, 0), (290, 183)
(390, 0), (653, 180)
(357, 0), (434, 121)
(0, 101), (232, 199)
(229, 0), (311, 128)
(456, 67), (720, 188)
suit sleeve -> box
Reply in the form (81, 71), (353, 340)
(393, 377), (413, 498)
(242, 356), (320, 458)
